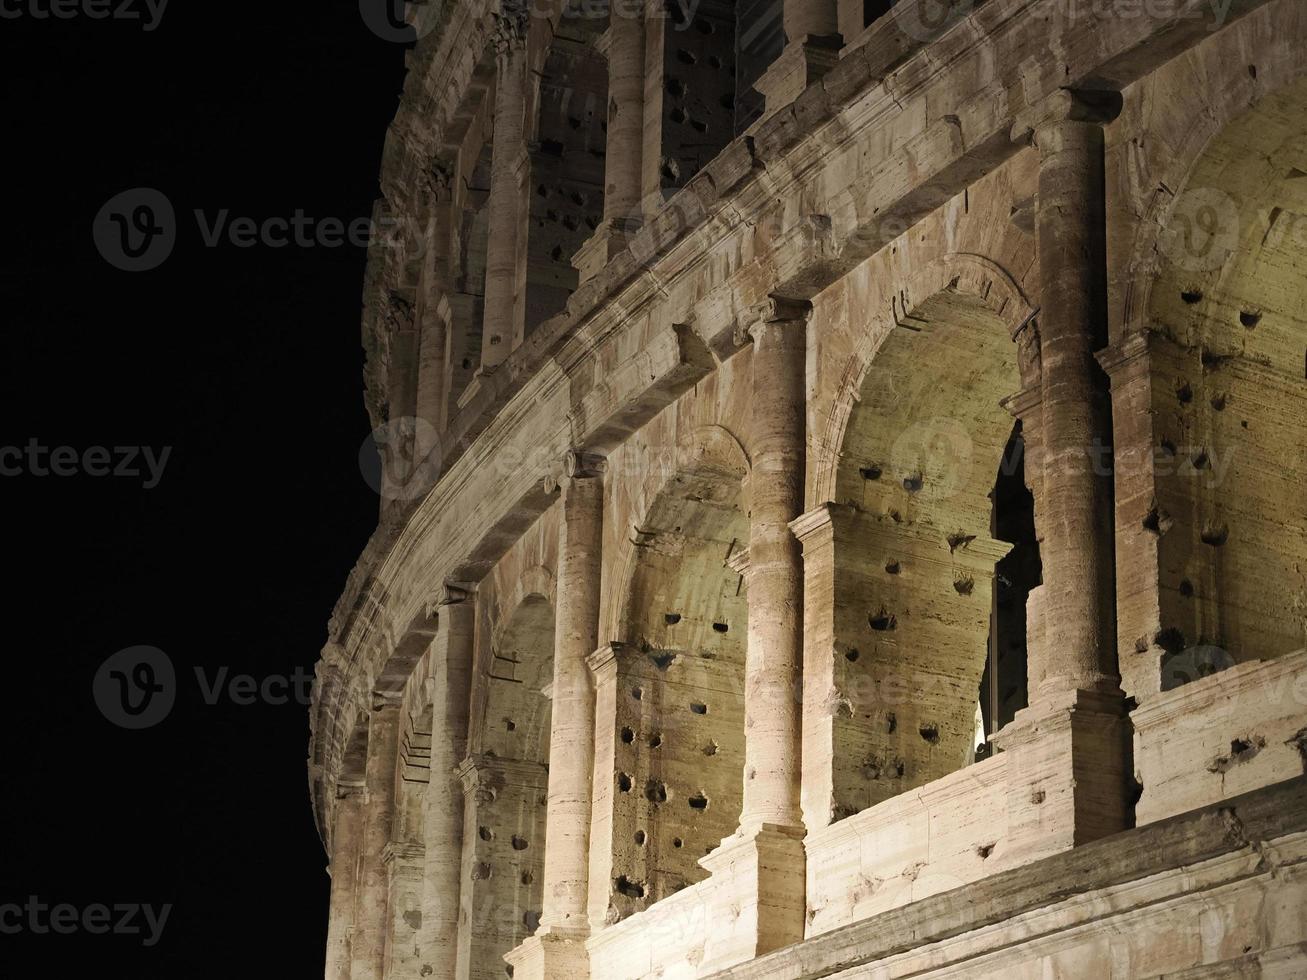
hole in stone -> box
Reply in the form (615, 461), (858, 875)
(562, 216), (578, 231)
(690, 701), (708, 714)
(536, 184), (547, 197)
(1031, 788), (1046, 805)
(1175, 382), (1193, 404)
(632, 686), (643, 700)
(1240, 310), (1262, 329)
(903, 473), (923, 493)
(845, 648), (860, 662)
(696, 19), (714, 34)
(644, 780), (667, 804)
(521, 871), (533, 885)
(1191, 449), (1209, 470)
(550, 245), (563, 261)
(479, 826), (493, 841)
(953, 577), (975, 595)
(703, 740), (718, 756)
(1154, 627), (1187, 654)
(676, 48), (696, 64)
(688, 793), (709, 811)
(886, 712), (897, 734)
(919, 723), (941, 744)
(690, 118), (708, 134)
(673, 837), (684, 848)
(462, 358), (472, 370)
(712, 621), (729, 633)
(570, 191), (587, 207)
(505, 719), (516, 731)
(869, 609), (897, 631)
(617, 773), (633, 792)
(718, 93), (735, 112)
(884, 560), (900, 575)
(1142, 504), (1172, 536)
(568, 116), (582, 130)
(664, 612), (682, 625)
(1179, 579), (1194, 597)
(860, 464), (882, 481)
(947, 532), (976, 553)
(649, 650), (677, 670)
(524, 910), (541, 930)
(666, 78), (686, 98)
(620, 727), (635, 744)
(977, 842), (996, 859)
(1211, 393), (1227, 411)
(634, 830), (646, 845)
(649, 733), (662, 748)
(472, 861), (492, 879)
(511, 836), (528, 850)
(1201, 523), (1229, 546)
(1181, 289), (1203, 304)
(1249, 64), (1258, 79)
(708, 55), (723, 69)
(660, 160), (680, 183)
(507, 967), (514, 979)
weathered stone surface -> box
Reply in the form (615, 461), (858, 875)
(310, 1), (1307, 978)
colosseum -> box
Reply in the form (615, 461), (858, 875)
(309, 0), (1307, 977)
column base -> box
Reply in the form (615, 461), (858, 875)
(992, 687), (1132, 860)
(698, 824), (807, 972)
(504, 927), (590, 980)
(572, 219), (638, 284)
(753, 35), (842, 118)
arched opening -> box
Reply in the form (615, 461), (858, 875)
(1136, 77), (1307, 689)
(827, 288), (1034, 819)
(462, 594), (554, 979)
(604, 459), (749, 920)
(524, 7), (608, 334)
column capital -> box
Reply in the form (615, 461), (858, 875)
(563, 449), (606, 479)
(436, 581), (475, 607)
(736, 296), (812, 348)
(382, 840), (425, 870)
(371, 689), (405, 711)
(584, 641), (625, 678)
(1012, 87), (1123, 143)
(490, 3), (529, 58)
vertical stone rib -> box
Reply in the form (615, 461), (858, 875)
(324, 790), (364, 980)
(481, 14), (528, 372)
(742, 301), (808, 830)
(418, 589), (474, 980)
(351, 699), (401, 980)
(1030, 91), (1121, 698)
(604, 4), (644, 229)
(540, 453), (603, 931)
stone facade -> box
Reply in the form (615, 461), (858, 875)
(311, 0), (1307, 977)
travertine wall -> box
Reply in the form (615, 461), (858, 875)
(311, 0), (1307, 977)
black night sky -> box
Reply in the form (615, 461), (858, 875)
(2, 3), (406, 975)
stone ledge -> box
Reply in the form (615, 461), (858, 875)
(712, 775), (1307, 979)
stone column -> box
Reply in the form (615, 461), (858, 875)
(351, 696), (402, 980)
(993, 89), (1130, 855)
(480, 7), (529, 373)
(741, 298), (807, 832)
(323, 787), (364, 980)
(417, 586), (475, 980)
(382, 842), (425, 979)
(573, 6), (644, 283)
(700, 299), (808, 972)
(754, 0), (841, 116)
(508, 450), (603, 978)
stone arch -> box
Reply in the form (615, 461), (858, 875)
(804, 273), (1039, 825)
(813, 253), (1039, 508)
(1118, 12), (1307, 338)
(593, 423), (751, 922)
(1110, 73), (1307, 694)
(461, 590), (555, 980)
